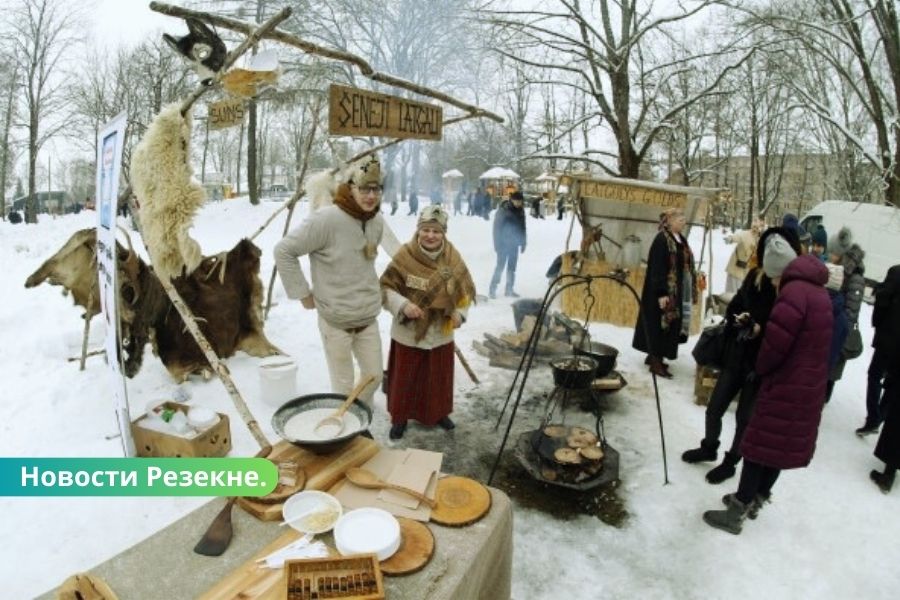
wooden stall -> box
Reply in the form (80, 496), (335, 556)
(559, 175), (727, 334)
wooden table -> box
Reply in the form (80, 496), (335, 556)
(38, 445), (513, 600)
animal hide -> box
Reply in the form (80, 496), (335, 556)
(162, 18), (227, 85)
(307, 169), (339, 211)
(26, 229), (281, 381)
(131, 103), (205, 281)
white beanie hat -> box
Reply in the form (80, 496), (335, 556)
(762, 233), (797, 279)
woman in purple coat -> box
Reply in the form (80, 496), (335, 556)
(703, 236), (833, 535)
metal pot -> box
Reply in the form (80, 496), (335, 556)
(550, 356), (598, 390)
(574, 342), (619, 378)
(272, 393), (373, 454)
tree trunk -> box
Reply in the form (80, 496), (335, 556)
(25, 110), (39, 224)
(201, 117), (209, 183)
(0, 73), (15, 219)
(248, 97), (259, 205)
(236, 121), (244, 195)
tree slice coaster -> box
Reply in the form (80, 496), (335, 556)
(253, 465), (307, 504)
(543, 424), (567, 438)
(57, 573), (119, 600)
(380, 517), (435, 576)
(430, 476), (492, 527)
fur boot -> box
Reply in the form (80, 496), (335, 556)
(722, 492), (770, 520)
(703, 494), (750, 535)
(706, 451), (740, 484)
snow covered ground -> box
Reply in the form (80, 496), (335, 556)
(1, 198), (896, 599)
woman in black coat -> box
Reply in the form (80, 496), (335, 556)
(870, 264), (900, 493)
(632, 207), (697, 378)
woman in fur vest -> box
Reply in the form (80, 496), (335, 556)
(703, 239), (833, 535)
(825, 226), (866, 402)
(380, 206), (476, 440)
(632, 207), (697, 378)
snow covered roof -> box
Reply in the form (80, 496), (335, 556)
(535, 173), (557, 182)
(442, 169), (464, 178)
(478, 166), (520, 180)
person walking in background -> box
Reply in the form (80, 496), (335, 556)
(632, 207), (697, 379)
(453, 189), (464, 216)
(858, 264), (900, 436)
(406, 187), (419, 216)
(868, 268), (900, 491)
(703, 250), (832, 535)
(489, 191), (527, 299)
(682, 228), (800, 484)
(274, 156), (386, 407)
(825, 226), (866, 402)
(557, 195), (566, 220)
(723, 216), (763, 293)
(380, 205), (476, 440)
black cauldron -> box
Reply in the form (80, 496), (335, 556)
(574, 342), (618, 378)
(550, 356), (598, 390)
(272, 393), (372, 454)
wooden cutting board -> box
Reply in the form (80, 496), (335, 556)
(380, 518), (435, 576)
(429, 476), (492, 527)
(238, 437), (379, 521)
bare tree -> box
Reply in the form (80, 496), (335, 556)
(734, 0), (900, 207)
(485, 0), (758, 178)
(0, 57), (18, 219)
(8, 0), (82, 222)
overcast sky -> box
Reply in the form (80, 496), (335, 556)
(90, 0), (171, 49)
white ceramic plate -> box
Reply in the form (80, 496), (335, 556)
(334, 508), (401, 561)
(282, 491), (342, 534)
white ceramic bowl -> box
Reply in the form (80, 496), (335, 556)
(282, 491), (343, 534)
(334, 508), (401, 561)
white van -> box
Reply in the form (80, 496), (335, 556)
(800, 200), (900, 285)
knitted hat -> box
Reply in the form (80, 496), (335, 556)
(510, 191), (524, 201)
(762, 233), (797, 278)
(811, 224), (828, 248)
(418, 204), (448, 231)
(781, 213), (799, 234)
(349, 155), (382, 188)
(827, 226), (853, 258)
(825, 263), (845, 291)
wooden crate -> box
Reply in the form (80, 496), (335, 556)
(285, 554), (384, 600)
(559, 253), (702, 334)
(694, 365), (720, 406)
(131, 401), (231, 458)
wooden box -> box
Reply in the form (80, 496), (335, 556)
(285, 554), (384, 600)
(131, 401), (231, 458)
(694, 365), (720, 406)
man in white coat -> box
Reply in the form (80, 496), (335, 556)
(724, 217), (763, 293)
(274, 156), (386, 405)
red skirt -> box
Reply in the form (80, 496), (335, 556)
(386, 340), (454, 427)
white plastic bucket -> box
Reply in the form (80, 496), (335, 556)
(258, 356), (298, 408)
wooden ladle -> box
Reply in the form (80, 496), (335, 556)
(313, 374), (376, 438)
(345, 467), (436, 508)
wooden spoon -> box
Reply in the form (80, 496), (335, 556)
(313, 374), (376, 438)
(345, 467), (436, 508)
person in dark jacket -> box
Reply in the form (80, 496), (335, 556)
(489, 191), (527, 299)
(682, 228), (799, 483)
(857, 264), (900, 436)
(407, 186), (419, 216)
(825, 226), (866, 402)
(632, 207), (697, 378)
(703, 252), (833, 535)
(870, 266), (900, 491)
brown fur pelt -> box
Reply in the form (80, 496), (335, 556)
(131, 102), (205, 281)
(25, 229), (281, 381)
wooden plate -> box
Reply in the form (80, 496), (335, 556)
(253, 464), (307, 504)
(429, 476), (491, 527)
(57, 573), (118, 600)
(380, 517), (435, 576)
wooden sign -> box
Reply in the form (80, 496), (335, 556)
(328, 84), (442, 140)
(578, 178), (687, 209)
(208, 97), (245, 130)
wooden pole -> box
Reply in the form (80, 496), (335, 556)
(454, 344), (479, 384)
(149, 1), (503, 124)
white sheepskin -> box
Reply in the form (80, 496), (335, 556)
(131, 102), (205, 280)
(306, 169), (338, 211)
